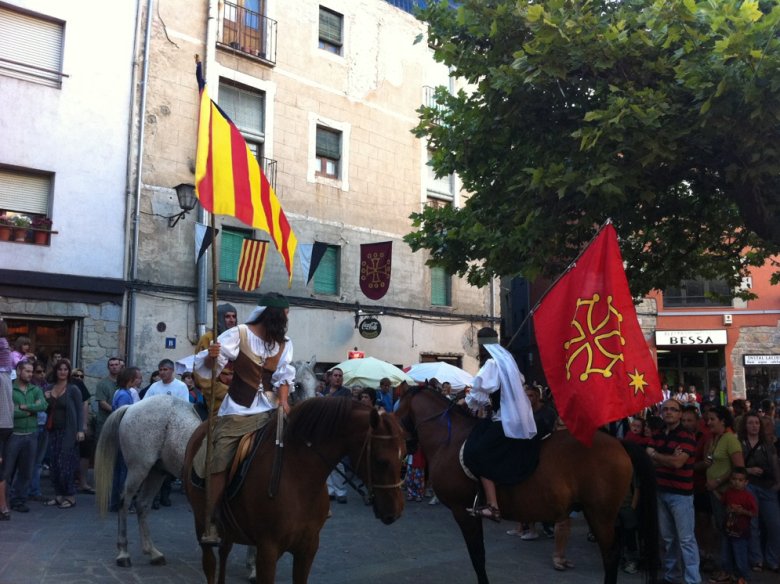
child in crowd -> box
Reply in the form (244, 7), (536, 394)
(716, 467), (758, 584)
(404, 438), (426, 502)
(623, 417), (648, 446)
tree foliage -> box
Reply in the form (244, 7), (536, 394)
(407, 0), (780, 297)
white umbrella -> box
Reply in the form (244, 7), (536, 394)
(330, 357), (415, 388)
(406, 362), (474, 389)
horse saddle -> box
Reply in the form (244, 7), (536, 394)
(190, 426), (268, 500)
(461, 423), (542, 486)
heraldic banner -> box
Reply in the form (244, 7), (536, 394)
(360, 242), (392, 300)
(533, 224), (662, 445)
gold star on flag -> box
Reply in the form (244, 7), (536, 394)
(627, 368), (649, 395)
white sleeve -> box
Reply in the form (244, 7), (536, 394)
(193, 326), (241, 377)
(465, 359), (499, 408)
(270, 339), (295, 391)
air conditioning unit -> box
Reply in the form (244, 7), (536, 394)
(723, 314), (733, 325)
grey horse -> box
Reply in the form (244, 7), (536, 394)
(94, 357), (318, 575)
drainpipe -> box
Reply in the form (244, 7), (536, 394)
(126, 0), (154, 364)
(196, 0), (219, 339)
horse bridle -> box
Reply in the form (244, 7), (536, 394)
(355, 421), (404, 503)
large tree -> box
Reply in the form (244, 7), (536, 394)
(407, 0), (780, 298)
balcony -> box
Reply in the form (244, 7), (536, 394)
(219, 2), (277, 66)
(262, 157), (277, 191)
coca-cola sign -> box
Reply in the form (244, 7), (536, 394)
(358, 317), (382, 339)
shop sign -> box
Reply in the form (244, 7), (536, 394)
(655, 330), (727, 346)
(358, 317), (382, 339)
(743, 355), (780, 366)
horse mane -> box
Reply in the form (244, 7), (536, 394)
(407, 385), (474, 421)
(285, 396), (354, 443)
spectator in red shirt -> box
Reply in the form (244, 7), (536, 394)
(647, 399), (700, 584)
(719, 467), (758, 583)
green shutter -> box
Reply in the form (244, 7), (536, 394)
(319, 7), (342, 46)
(219, 229), (247, 282)
(314, 246), (339, 295)
(431, 266), (451, 306)
(316, 127), (341, 160)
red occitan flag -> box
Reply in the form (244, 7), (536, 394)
(533, 224), (662, 445)
(194, 63), (297, 285)
(237, 239), (269, 292)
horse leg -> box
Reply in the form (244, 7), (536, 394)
(451, 508), (489, 584)
(245, 546), (257, 584)
(252, 544), (279, 584)
(583, 509), (620, 584)
(200, 544), (218, 584)
(136, 471), (168, 565)
(217, 541), (233, 584)
(291, 531), (320, 584)
(115, 464), (148, 567)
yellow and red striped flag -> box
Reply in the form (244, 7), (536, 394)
(194, 61), (297, 285)
(237, 239), (269, 292)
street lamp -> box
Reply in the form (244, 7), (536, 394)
(167, 183), (198, 228)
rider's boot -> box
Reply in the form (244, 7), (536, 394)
(200, 471), (226, 547)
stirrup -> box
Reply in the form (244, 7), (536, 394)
(200, 524), (222, 547)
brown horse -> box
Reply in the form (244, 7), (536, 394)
(183, 397), (406, 584)
(396, 387), (658, 584)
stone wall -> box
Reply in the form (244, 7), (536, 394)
(730, 323), (780, 398)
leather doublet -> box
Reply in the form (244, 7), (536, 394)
(227, 325), (284, 408)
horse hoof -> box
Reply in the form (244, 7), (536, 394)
(150, 556), (167, 566)
(249, 577), (257, 584)
(116, 558), (132, 568)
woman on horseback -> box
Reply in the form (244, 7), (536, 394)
(194, 292), (295, 545)
(463, 341), (537, 521)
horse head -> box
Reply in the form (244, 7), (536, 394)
(354, 405), (406, 525)
(290, 355), (318, 404)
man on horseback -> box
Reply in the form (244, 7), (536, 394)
(463, 340), (537, 521)
(193, 292), (295, 545)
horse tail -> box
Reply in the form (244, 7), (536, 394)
(95, 405), (130, 516)
(622, 441), (659, 584)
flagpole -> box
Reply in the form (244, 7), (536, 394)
(505, 218), (613, 349)
(201, 211), (220, 544)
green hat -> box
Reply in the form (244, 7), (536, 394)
(257, 293), (289, 309)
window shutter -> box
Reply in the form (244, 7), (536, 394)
(0, 7), (63, 87)
(0, 169), (51, 215)
(318, 8), (342, 46)
(314, 246), (339, 295)
(316, 128), (341, 160)
(218, 83), (265, 137)
(219, 229), (248, 282)
(431, 266), (451, 306)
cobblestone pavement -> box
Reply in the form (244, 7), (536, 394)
(1, 484), (777, 584)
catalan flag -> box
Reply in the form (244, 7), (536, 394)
(194, 61), (297, 284)
(237, 239), (269, 292)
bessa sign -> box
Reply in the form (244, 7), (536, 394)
(358, 317), (382, 339)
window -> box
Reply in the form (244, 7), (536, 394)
(318, 7), (343, 54)
(316, 127), (341, 178)
(0, 6), (64, 87)
(313, 245), (340, 295)
(426, 148), (454, 203)
(663, 279), (732, 307)
(431, 266), (451, 306)
(0, 167), (52, 220)
(219, 81), (266, 160)
(219, 226), (253, 282)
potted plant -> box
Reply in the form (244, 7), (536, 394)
(31, 216), (53, 245)
(0, 214), (12, 241)
(11, 214), (31, 242)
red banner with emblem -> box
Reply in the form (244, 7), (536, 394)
(360, 242), (392, 300)
(533, 224), (662, 445)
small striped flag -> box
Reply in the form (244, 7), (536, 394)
(237, 239), (269, 292)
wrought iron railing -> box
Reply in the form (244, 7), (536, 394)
(262, 157), (277, 190)
(220, 2), (277, 65)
